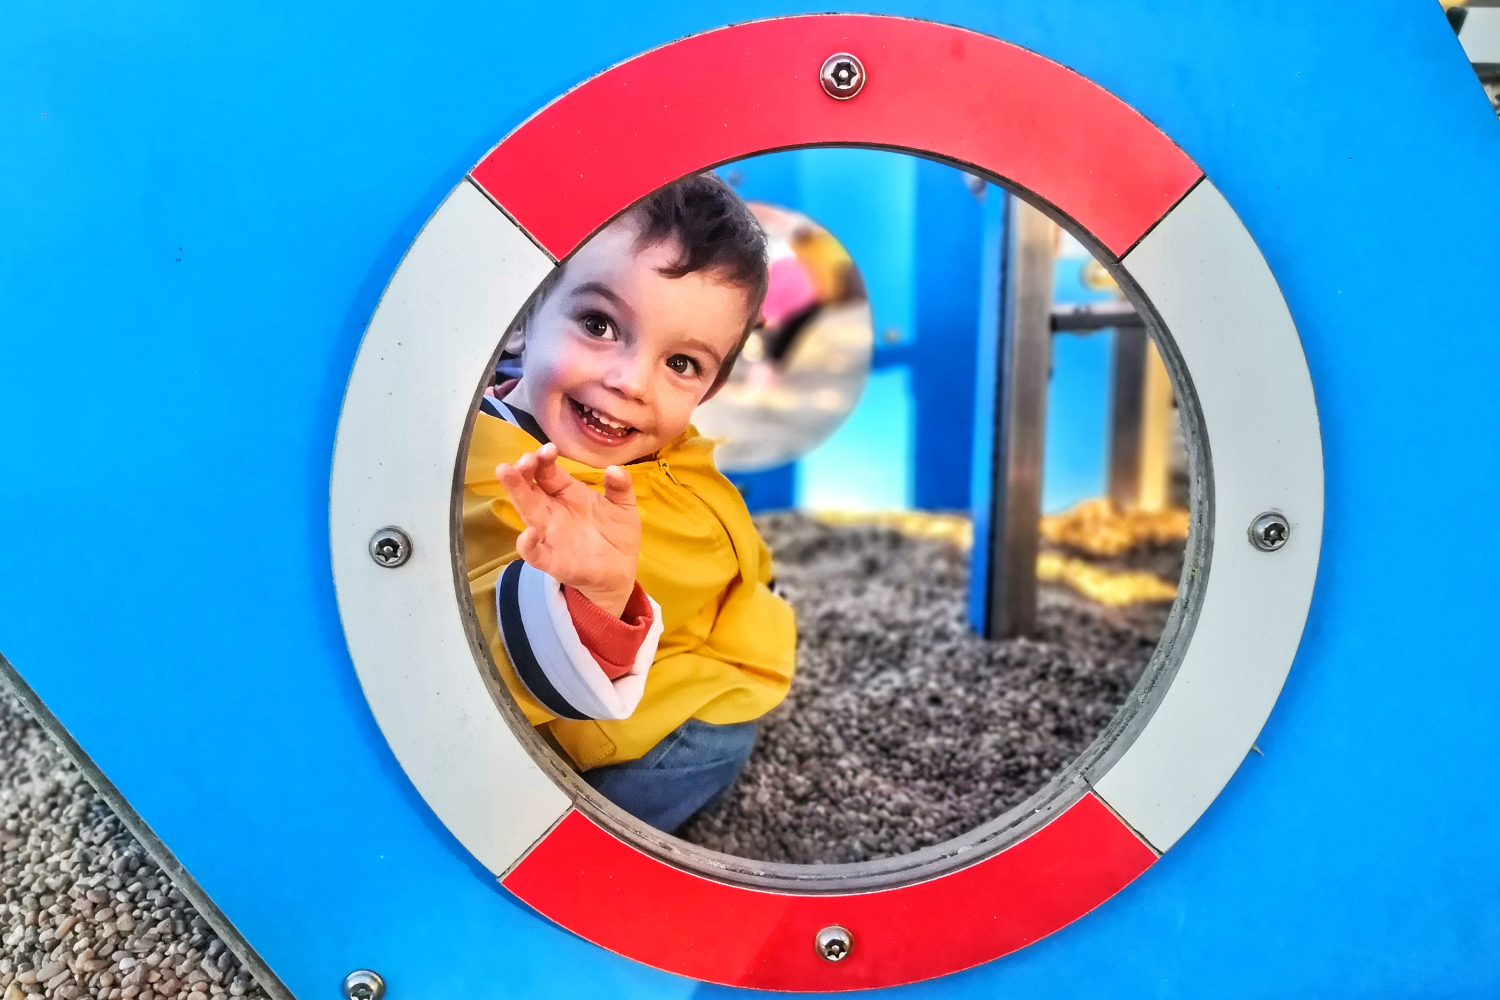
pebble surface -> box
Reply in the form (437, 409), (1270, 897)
(0, 690), (270, 1000)
(679, 513), (1176, 864)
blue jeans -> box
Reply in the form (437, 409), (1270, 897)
(583, 719), (757, 833)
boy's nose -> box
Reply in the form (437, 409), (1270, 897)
(601, 352), (651, 401)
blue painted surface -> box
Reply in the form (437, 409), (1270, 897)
(1042, 331), (1112, 512)
(1, 4), (1499, 999)
(967, 185), (1008, 635)
(908, 159), (988, 510)
(798, 366), (914, 511)
(800, 149), (920, 352)
(725, 463), (798, 512)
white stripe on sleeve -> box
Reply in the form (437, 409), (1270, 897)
(504, 561), (662, 721)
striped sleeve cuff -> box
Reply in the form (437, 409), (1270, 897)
(564, 582), (655, 680)
(496, 560), (663, 721)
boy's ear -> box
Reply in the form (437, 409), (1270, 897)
(503, 325), (526, 355)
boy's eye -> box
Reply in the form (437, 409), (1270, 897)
(581, 314), (616, 339)
(665, 354), (702, 377)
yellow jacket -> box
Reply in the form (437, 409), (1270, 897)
(463, 412), (797, 770)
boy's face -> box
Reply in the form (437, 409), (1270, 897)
(510, 216), (752, 468)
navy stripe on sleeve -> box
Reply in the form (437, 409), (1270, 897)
(496, 560), (589, 721)
(503, 404), (549, 445)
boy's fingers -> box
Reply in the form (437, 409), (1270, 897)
(602, 466), (637, 509)
(497, 463), (549, 523)
(495, 462), (521, 493)
(532, 450), (582, 498)
(518, 525), (559, 561)
(496, 462), (530, 495)
(515, 528), (543, 565)
(533, 443), (560, 480)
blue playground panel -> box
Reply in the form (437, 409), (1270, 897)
(1, 3), (1498, 998)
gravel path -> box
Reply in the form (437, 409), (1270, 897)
(679, 513), (1174, 864)
(0, 690), (270, 1000)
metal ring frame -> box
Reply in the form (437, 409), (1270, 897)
(329, 14), (1323, 991)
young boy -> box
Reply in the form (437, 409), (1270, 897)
(463, 174), (797, 834)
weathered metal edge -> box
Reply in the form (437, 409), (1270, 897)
(0, 652), (298, 1000)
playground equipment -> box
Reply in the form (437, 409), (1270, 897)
(690, 201), (875, 474)
(2, 3), (1498, 998)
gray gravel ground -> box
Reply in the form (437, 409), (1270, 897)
(0, 690), (269, 1000)
(679, 513), (1175, 864)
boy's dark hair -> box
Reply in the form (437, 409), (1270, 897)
(508, 172), (768, 394)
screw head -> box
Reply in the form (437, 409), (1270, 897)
(815, 924), (853, 962)
(1249, 511), (1290, 552)
(368, 527), (412, 568)
(819, 53), (865, 99)
(342, 970), (385, 1000)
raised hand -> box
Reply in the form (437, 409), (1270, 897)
(495, 443), (640, 617)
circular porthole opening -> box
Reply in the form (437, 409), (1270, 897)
(459, 148), (1203, 885)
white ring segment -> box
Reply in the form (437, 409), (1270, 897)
(329, 180), (567, 874)
(329, 175), (1323, 877)
(1099, 180), (1324, 851)
(1458, 8), (1500, 65)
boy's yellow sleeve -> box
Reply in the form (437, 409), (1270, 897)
(460, 418), (798, 769)
(544, 470), (797, 767)
(462, 420), (559, 728)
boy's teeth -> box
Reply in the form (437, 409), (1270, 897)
(582, 403), (629, 433)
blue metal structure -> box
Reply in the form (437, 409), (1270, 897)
(725, 149), (1115, 519)
(722, 149), (986, 513)
(967, 187), (1009, 634)
(1, 3), (1497, 998)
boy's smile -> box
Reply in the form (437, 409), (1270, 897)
(570, 396), (637, 444)
(507, 215), (755, 468)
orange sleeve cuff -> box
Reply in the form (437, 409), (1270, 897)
(563, 583), (654, 681)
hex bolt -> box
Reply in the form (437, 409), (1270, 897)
(342, 970), (386, 1000)
(819, 53), (865, 100)
(1248, 511), (1290, 552)
(815, 925), (853, 962)
(368, 527), (412, 568)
